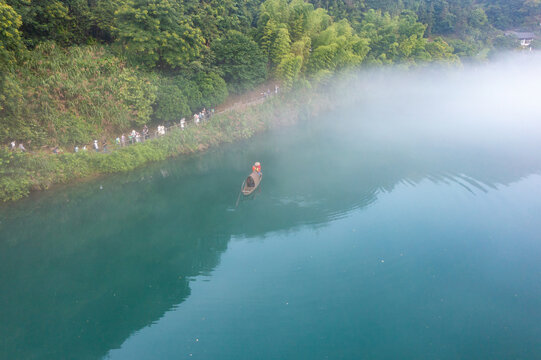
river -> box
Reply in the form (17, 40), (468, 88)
(1, 55), (541, 359)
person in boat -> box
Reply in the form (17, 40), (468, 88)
(252, 162), (262, 176)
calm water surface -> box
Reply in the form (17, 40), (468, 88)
(1, 61), (541, 359)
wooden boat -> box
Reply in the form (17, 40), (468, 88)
(242, 171), (262, 196)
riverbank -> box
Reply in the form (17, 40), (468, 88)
(0, 87), (324, 202)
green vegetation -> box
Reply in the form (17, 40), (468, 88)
(1, 44), (157, 146)
(0, 91), (315, 202)
(212, 31), (268, 93)
(114, 0), (204, 68)
(0, 0), (538, 201)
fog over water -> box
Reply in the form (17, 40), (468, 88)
(1, 53), (541, 360)
(315, 53), (541, 192)
(334, 53), (541, 160)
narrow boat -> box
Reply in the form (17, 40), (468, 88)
(242, 171), (262, 196)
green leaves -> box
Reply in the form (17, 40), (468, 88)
(359, 9), (456, 65)
(0, 44), (160, 146)
(276, 53), (302, 89)
(270, 27), (291, 67)
(153, 82), (190, 123)
(114, 0), (204, 69)
(6, 0), (91, 46)
(169, 72), (227, 113)
(116, 67), (157, 126)
(308, 20), (369, 73)
(193, 71), (228, 109)
(211, 30), (267, 93)
(257, 0), (373, 80)
(0, 0), (23, 70)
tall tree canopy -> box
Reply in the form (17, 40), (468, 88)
(0, 0), (23, 69)
(211, 30), (267, 93)
(114, 0), (204, 69)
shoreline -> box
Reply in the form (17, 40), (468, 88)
(0, 87), (326, 203)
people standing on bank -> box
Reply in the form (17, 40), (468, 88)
(143, 125), (149, 140)
(93, 140), (99, 151)
(18, 143), (26, 152)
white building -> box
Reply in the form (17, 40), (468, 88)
(505, 31), (535, 49)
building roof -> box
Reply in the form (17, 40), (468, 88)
(505, 31), (535, 39)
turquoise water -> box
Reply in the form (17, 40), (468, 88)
(2, 61), (541, 359)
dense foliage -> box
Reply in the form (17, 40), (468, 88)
(1, 0), (538, 148)
(0, 1), (23, 70)
(114, 0), (204, 69)
(1, 43), (157, 146)
(212, 30), (268, 93)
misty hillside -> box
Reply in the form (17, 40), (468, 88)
(1, 0), (539, 148)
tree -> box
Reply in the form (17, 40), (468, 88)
(258, 0), (291, 29)
(117, 68), (157, 126)
(153, 82), (191, 123)
(469, 7), (488, 28)
(0, 0), (23, 69)
(259, 18), (278, 59)
(211, 30), (267, 93)
(483, 0), (528, 30)
(270, 26), (291, 67)
(425, 37), (459, 62)
(114, 0), (204, 69)
(89, 0), (124, 42)
(257, 0), (306, 67)
(182, 0), (258, 44)
(290, 35), (311, 70)
(308, 19), (369, 73)
(288, 0), (314, 41)
(276, 53), (302, 89)
(360, 10), (436, 64)
(304, 7), (332, 37)
(308, 0), (365, 26)
(521, 0), (541, 27)
(172, 76), (203, 112)
(6, 0), (91, 46)
(193, 72), (228, 109)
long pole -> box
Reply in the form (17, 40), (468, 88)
(235, 180), (245, 207)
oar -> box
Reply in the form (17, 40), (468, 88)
(235, 180), (245, 207)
